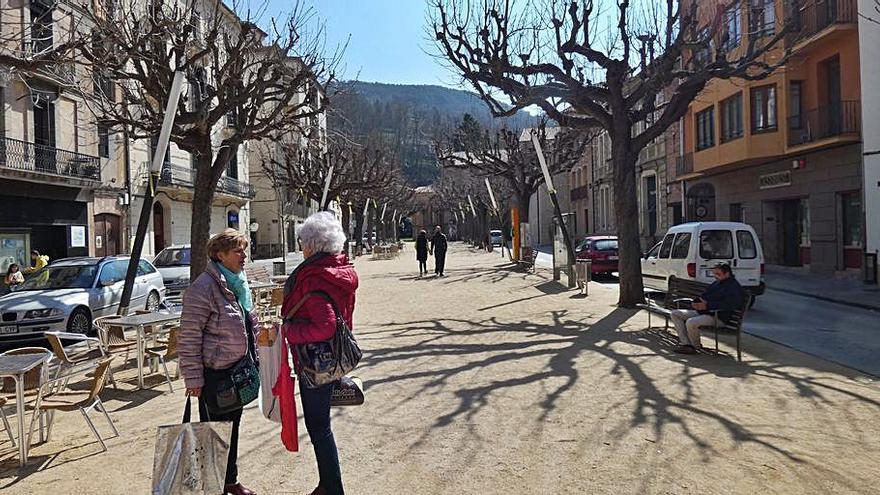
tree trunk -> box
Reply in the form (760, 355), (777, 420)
(189, 147), (227, 280)
(612, 133), (644, 308)
(341, 205), (351, 255)
(353, 206), (365, 256)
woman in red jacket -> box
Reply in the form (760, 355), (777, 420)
(282, 212), (358, 495)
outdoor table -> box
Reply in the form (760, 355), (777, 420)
(0, 353), (50, 466)
(112, 311), (182, 389)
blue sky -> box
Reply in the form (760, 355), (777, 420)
(265, 0), (459, 87)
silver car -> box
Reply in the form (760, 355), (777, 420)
(153, 245), (191, 296)
(0, 256), (166, 344)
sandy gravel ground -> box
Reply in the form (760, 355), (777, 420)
(2, 243), (879, 494)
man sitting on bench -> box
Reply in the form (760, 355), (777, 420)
(671, 263), (745, 355)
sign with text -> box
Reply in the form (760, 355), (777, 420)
(759, 171), (792, 190)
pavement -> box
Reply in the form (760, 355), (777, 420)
(4, 241), (879, 494)
(764, 265), (880, 311)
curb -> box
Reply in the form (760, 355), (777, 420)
(765, 287), (880, 313)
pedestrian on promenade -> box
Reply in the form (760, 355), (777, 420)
(670, 263), (745, 354)
(179, 228), (258, 495)
(415, 229), (429, 276)
(282, 211), (358, 495)
(429, 225), (448, 277)
(23, 250), (49, 275)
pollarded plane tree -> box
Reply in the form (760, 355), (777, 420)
(432, 0), (793, 306)
(79, 0), (336, 304)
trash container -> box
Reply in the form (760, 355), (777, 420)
(272, 261), (287, 277)
(575, 259), (592, 295)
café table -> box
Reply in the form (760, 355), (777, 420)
(112, 311), (182, 389)
(0, 353), (51, 466)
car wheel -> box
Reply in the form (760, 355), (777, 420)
(146, 291), (160, 312)
(67, 307), (92, 335)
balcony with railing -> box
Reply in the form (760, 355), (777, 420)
(157, 163), (255, 199)
(570, 185), (589, 202)
(790, 0), (856, 46)
(675, 152), (694, 177)
(787, 100), (861, 147)
(0, 137), (100, 182)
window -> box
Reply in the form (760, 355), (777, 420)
(150, 136), (171, 167)
(644, 175), (658, 236)
(137, 260), (157, 275)
(659, 233), (675, 259)
(729, 203), (744, 222)
(736, 231), (758, 259)
(593, 239), (618, 251)
(699, 230), (734, 259)
(97, 125), (109, 158)
(721, 93), (744, 142)
(671, 233), (692, 259)
(842, 192), (862, 247)
(226, 149), (239, 179)
(799, 198), (810, 246)
(749, 0), (776, 36)
(789, 81), (803, 129)
(696, 107), (715, 150)
(599, 185), (612, 231)
(30, 3), (53, 54)
(584, 208), (589, 233)
(98, 260), (128, 286)
(722, 4), (742, 51)
(751, 85), (777, 132)
(93, 71), (114, 101)
(671, 203), (683, 225)
(646, 242), (662, 259)
(694, 28), (713, 67)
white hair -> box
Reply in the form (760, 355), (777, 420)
(297, 211), (346, 254)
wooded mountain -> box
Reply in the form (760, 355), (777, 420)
(329, 81), (535, 186)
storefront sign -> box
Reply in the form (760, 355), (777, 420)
(759, 171), (792, 190)
(70, 226), (86, 248)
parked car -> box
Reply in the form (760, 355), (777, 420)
(0, 256), (165, 344)
(489, 230), (503, 246)
(575, 236), (619, 275)
(153, 245), (191, 296)
(641, 222), (765, 304)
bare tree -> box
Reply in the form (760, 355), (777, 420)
(432, 0), (792, 306)
(437, 117), (587, 234)
(79, 0), (336, 292)
(0, 0), (84, 74)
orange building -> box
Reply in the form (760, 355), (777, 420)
(679, 0), (864, 276)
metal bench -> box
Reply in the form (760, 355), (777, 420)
(637, 278), (751, 361)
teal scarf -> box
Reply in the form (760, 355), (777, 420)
(215, 261), (254, 313)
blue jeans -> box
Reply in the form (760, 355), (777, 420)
(300, 380), (344, 494)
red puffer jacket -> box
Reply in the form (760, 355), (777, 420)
(281, 254), (358, 343)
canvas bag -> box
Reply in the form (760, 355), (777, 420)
(257, 322), (283, 422)
(152, 398), (232, 495)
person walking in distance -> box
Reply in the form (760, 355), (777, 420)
(429, 225), (448, 277)
(415, 230), (430, 277)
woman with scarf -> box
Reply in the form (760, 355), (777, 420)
(282, 212), (358, 495)
(179, 228), (258, 495)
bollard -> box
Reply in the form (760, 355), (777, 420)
(575, 259), (591, 295)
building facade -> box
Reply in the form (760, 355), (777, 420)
(679, 0), (866, 277)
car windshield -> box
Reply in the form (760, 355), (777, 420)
(19, 265), (98, 290)
(154, 248), (191, 267)
(593, 240), (618, 251)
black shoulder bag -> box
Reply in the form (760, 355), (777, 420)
(202, 308), (260, 415)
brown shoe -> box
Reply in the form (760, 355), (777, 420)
(673, 344), (697, 355)
(225, 483), (257, 495)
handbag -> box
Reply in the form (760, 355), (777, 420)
(202, 310), (260, 415)
(152, 398), (232, 495)
(283, 290), (362, 389)
(257, 323), (283, 422)
(330, 376), (364, 407)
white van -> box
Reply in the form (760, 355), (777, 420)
(641, 222), (765, 302)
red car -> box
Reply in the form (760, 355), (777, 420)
(575, 236), (619, 275)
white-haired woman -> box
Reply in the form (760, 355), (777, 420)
(281, 212), (358, 495)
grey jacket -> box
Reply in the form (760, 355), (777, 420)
(179, 262), (257, 389)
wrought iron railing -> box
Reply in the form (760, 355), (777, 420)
(787, 100), (860, 146)
(0, 137), (100, 181)
(676, 152), (694, 177)
(570, 185), (589, 202)
(156, 163), (255, 198)
(791, 0), (856, 42)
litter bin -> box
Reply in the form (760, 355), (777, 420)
(575, 259), (592, 295)
(273, 261), (287, 277)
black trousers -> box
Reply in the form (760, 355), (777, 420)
(418, 260), (427, 274)
(434, 251), (446, 275)
(199, 397), (243, 486)
(300, 380), (344, 494)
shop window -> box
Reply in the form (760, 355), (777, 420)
(696, 107), (715, 150)
(842, 192), (862, 247)
(751, 85), (777, 133)
(721, 93), (743, 142)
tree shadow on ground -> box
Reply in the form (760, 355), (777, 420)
(358, 308), (880, 482)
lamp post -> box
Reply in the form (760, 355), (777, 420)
(530, 130), (576, 270)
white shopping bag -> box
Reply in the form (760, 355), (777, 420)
(257, 325), (283, 423)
